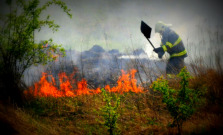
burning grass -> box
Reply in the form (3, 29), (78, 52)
(24, 69), (143, 98)
(1, 63), (223, 134)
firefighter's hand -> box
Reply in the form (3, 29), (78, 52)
(158, 51), (164, 59)
(153, 48), (159, 53)
(153, 47), (164, 59)
(153, 47), (163, 53)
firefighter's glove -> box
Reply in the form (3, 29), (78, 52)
(158, 51), (164, 59)
(153, 47), (164, 59)
(153, 48), (159, 53)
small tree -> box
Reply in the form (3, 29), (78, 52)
(101, 88), (120, 135)
(151, 67), (203, 134)
(0, 0), (72, 104)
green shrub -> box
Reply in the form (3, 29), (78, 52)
(0, 0), (72, 104)
(101, 88), (120, 135)
(151, 67), (203, 134)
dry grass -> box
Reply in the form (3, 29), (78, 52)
(1, 85), (222, 135)
(1, 55), (223, 134)
(0, 102), (58, 135)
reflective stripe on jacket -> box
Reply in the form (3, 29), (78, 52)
(160, 27), (187, 58)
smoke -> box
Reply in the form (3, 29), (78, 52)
(34, 0), (223, 65)
(118, 54), (148, 59)
(1, 0), (222, 54)
(143, 33), (161, 60)
(1, 0), (223, 85)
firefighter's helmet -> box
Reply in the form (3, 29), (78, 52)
(155, 21), (172, 33)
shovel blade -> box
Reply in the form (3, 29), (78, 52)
(140, 21), (152, 39)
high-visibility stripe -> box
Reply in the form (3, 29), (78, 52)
(161, 37), (182, 52)
(166, 42), (173, 48)
(162, 45), (167, 52)
(165, 37), (181, 49)
(170, 50), (187, 58)
(173, 37), (181, 47)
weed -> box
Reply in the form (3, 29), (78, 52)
(100, 88), (121, 135)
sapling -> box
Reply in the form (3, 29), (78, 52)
(151, 67), (202, 134)
(101, 88), (120, 135)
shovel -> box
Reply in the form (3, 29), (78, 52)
(140, 21), (155, 49)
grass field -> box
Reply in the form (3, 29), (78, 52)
(1, 64), (223, 135)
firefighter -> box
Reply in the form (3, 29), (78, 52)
(153, 21), (187, 75)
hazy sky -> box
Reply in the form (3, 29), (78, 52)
(1, 0), (223, 56)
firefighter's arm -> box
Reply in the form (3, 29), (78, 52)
(161, 30), (169, 52)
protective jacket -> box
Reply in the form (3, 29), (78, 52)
(160, 26), (187, 58)
(154, 26), (187, 74)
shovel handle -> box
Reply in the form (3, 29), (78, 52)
(147, 38), (155, 49)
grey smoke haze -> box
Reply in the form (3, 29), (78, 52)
(1, 0), (222, 86)
(1, 0), (223, 60)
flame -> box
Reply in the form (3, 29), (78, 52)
(105, 69), (143, 93)
(24, 69), (143, 98)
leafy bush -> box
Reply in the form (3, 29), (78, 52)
(101, 88), (121, 135)
(0, 0), (72, 103)
(151, 67), (204, 134)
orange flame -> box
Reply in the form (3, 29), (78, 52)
(105, 69), (143, 93)
(24, 69), (143, 98)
